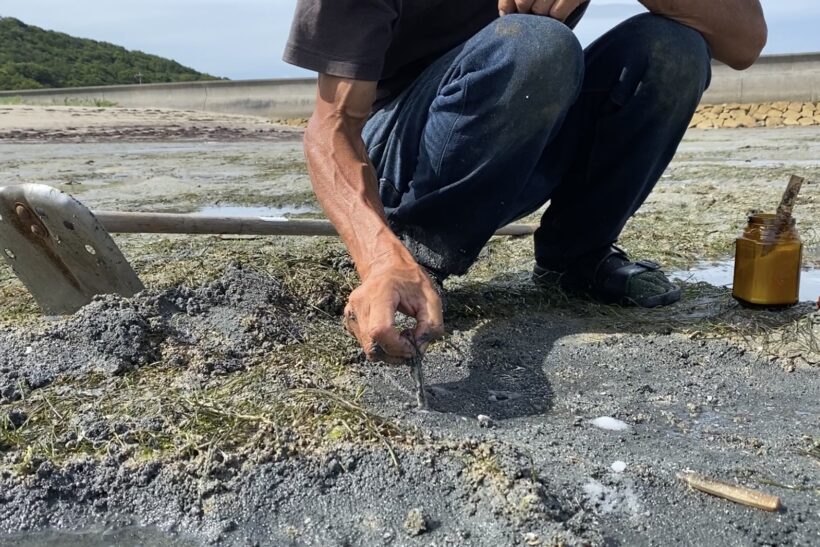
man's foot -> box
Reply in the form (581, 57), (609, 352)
(533, 246), (681, 308)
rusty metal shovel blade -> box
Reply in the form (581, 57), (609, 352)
(0, 183), (144, 315)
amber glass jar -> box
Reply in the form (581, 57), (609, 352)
(733, 213), (802, 306)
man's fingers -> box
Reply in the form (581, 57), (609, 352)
(549, 0), (579, 21)
(346, 301), (410, 362)
(417, 288), (445, 339)
(409, 287), (445, 354)
(369, 325), (413, 361)
(531, 0), (556, 16)
(343, 263), (450, 364)
(344, 303), (374, 360)
(498, 0), (517, 15)
(514, 0), (537, 13)
(343, 304), (359, 337)
(366, 296), (413, 361)
(412, 319), (445, 355)
(501, 0), (570, 18)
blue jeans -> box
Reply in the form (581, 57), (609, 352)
(363, 13), (712, 276)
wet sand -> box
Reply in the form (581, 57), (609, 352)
(0, 106), (817, 546)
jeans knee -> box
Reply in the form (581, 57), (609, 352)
(493, 14), (585, 103)
(626, 14), (712, 102)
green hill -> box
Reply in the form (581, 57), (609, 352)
(0, 17), (222, 90)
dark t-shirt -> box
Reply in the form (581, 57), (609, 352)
(284, 1), (588, 108)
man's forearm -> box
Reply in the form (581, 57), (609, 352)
(638, 0), (767, 69)
(303, 77), (415, 280)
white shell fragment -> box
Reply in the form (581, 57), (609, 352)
(590, 417), (630, 431)
(477, 414), (494, 428)
(611, 460), (627, 473)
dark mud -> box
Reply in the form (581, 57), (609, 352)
(0, 443), (606, 546)
(0, 124), (299, 144)
(0, 265), (300, 397)
(0, 263), (818, 546)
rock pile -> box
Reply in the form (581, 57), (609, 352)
(690, 101), (820, 129)
(269, 105), (820, 131)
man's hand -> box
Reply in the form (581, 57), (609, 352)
(344, 253), (444, 364)
(498, 0), (587, 21)
(304, 74), (445, 364)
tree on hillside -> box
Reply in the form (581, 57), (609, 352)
(0, 16), (222, 90)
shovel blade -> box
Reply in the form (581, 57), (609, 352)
(0, 184), (144, 315)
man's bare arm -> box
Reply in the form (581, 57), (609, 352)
(304, 77), (395, 280)
(303, 75), (443, 362)
(639, 0), (767, 70)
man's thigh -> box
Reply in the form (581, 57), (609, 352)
(362, 46), (463, 210)
(364, 14), (583, 216)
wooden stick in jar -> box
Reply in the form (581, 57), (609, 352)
(677, 471), (782, 512)
(762, 174), (805, 255)
(775, 175), (805, 224)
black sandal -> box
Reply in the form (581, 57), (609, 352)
(533, 246), (682, 308)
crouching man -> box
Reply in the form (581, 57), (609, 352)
(283, 0), (767, 362)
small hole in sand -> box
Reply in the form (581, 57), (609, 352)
(84, 245), (96, 255)
(488, 390), (521, 403)
(63, 221), (75, 230)
(4, 249), (15, 260)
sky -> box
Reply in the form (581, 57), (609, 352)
(1, 0), (818, 80)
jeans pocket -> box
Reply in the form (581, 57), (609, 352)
(367, 141), (385, 165)
(603, 59), (648, 114)
(379, 177), (402, 208)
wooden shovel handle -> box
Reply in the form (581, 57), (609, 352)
(94, 211), (537, 238)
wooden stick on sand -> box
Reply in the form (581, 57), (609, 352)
(678, 472), (782, 512)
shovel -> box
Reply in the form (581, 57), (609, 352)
(0, 183), (537, 316)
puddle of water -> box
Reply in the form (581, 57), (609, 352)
(671, 260), (820, 302)
(674, 159), (820, 168)
(194, 204), (316, 218)
(0, 525), (197, 547)
(120, 144), (210, 155)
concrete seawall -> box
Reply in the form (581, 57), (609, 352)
(705, 53), (820, 104)
(0, 78), (317, 119)
(1, 54), (818, 118)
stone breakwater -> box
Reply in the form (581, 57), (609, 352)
(691, 101), (820, 129)
(276, 103), (820, 133)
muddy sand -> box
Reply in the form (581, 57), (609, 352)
(0, 106), (818, 546)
